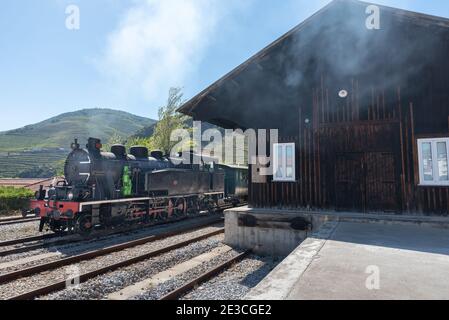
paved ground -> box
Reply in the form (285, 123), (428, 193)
(247, 222), (449, 300)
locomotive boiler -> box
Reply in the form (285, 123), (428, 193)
(29, 138), (247, 235)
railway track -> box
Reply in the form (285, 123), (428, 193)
(0, 215), (200, 255)
(0, 203), (244, 257)
(0, 217), (40, 227)
(159, 250), (251, 300)
(0, 215), (194, 257)
(0, 234), (57, 248)
(0, 215), (30, 223)
(0, 235), (78, 257)
(7, 222), (225, 300)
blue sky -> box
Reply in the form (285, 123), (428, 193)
(1, 0), (449, 131)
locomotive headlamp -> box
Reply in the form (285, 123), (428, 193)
(67, 192), (74, 201)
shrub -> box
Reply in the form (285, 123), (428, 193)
(0, 187), (34, 214)
(16, 166), (57, 178)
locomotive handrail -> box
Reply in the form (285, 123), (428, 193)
(78, 192), (227, 211)
(79, 197), (153, 210)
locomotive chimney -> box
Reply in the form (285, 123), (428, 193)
(71, 139), (80, 150)
(87, 137), (102, 154)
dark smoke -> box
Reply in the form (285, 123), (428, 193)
(201, 0), (448, 136)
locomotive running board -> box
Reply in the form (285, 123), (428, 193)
(79, 197), (152, 211)
(78, 192), (225, 211)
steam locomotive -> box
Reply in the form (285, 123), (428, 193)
(29, 138), (248, 235)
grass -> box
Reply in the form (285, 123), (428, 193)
(0, 187), (34, 215)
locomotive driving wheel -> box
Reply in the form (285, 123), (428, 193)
(187, 197), (200, 215)
(158, 211), (169, 221)
(173, 198), (187, 217)
(76, 214), (93, 236)
(201, 197), (216, 214)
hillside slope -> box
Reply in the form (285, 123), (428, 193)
(0, 109), (156, 178)
(0, 109), (156, 152)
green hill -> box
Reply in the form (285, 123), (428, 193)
(0, 108), (156, 178)
(0, 108), (156, 152)
(132, 123), (157, 139)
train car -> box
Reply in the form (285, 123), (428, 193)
(219, 164), (248, 206)
(28, 138), (247, 235)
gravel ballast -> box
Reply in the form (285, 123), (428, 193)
(132, 248), (242, 300)
(0, 217), (222, 272)
(0, 225), (223, 299)
(0, 221), (46, 242)
(40, 245), (280, 301)
(0, 215), (281, 301)
(39, 234), (225, 300)
(181, 256), (282, 300)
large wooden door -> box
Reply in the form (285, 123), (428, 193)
(335, 153), (365, 211)
(335, 152), (399, 213)
(365, 152), (398, 212)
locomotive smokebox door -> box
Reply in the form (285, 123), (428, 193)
(64, 148), (92, 186)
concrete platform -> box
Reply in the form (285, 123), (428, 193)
(225, 206), (449, 256)
(246, 221), (449, 300)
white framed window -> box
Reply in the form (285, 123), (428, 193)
(273, 143), (296, 182)
(417, 138), (449, 186)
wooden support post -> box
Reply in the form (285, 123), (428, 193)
(398, 87), (407, 213)
(410, 103), (422, 214)
(299, 104), (304, 207)
(404, 105), (411, 213)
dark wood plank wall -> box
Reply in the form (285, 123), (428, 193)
(249, 76), (449, 216)
(405, 102), (449, 215)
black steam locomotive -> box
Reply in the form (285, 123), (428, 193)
(30, 138), (248, 235)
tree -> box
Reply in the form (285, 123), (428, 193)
(104, 131), (125, 151)
(125, 137), (152, 150)
(148, 87), (189, 155)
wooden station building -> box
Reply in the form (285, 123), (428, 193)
(179, 0), (449, 216)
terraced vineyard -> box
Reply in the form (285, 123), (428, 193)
(0, 108), (157, 177)
(0, 150), (67, 178)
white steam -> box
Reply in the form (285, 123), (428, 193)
(98, 0), (239, 101)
